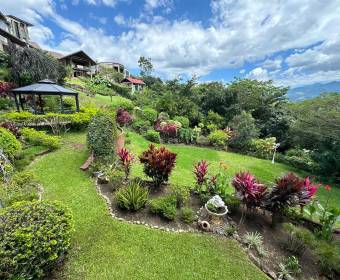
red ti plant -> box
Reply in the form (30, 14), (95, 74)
(117, 148), (134, 180)
(116, 108), (132, 127)
(139, 144), (177, 188)
(232, 171), (267, 209)
(194, 160), (209, 186)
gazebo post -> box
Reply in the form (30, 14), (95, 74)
(14, 93), (20, 112)
(18, 93), (24, 110)
(60, 94), (64, 113)
(39, 94), (44, 114)
(32, 93), (37, 114)
(75, 94), (80, 112)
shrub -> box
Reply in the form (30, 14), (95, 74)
(87, 112), (117, 158)
(250, 137), (276, 159)
(117, 148), (134, 180)
(242, 231), (266, 256)
(141, 107), (158, 123)
(278, 149), (317, 172)
(0, 127), (22, 159)
(158, 112), (169, 121)
(174, 116), (190, 128)
(178, 127), (197, 144)
(231, 171), (267, 209)
(116, 108), (133, 127)
(205, 110), (225, 131)
(116, 181), (148, 211)
(0, 171), (39, 207)
(181, 207), (196, 224)
(0, 122), (20, 138)
(149, 195), (177, 220)
(194, 160), (209, 187)
(107, 97), (134, 111)
(132, 119), (151, 134)
(223, 194), (241, 211)
(144, 129), (160, 143)
(0, 200), (73, 280)
(0, 98), (14, 110)
(171, 184), (190, 207)
(139, 145), (177, 188)
(196, 135), (210, 146)
(208, 129), (230, 147)
(263, 173), (318, 213)
(228, 111), (259, 150)
(158, 122), (178, 142)
(21, 128), (61, 150)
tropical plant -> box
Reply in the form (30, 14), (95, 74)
(139, 145), (177, 188)
(117, 148), (134, 180)
(116, 180), (148, 211)
(231, 171), (267, 209)
(194, 160), (209, 187)
(178, 127), (197, 144)
(171, 184), (190, 207)
(0, 127), (22, 159)
(116, 108), (133, 127)
(0, 122), (20, 138)
(250, 137), (276, 159)
(174, 115), (190, 128)
(208, 129), (231, 148)
(0, 200), (73, 280)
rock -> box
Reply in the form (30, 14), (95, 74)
(136, 221), (141, 224)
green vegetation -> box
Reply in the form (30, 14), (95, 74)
(116, 180), (149, 211)
(149, 195), (178, 220)
(21, 127), (61, 150)
(0, 127), (22, 159)
(29, 132), (267, 279)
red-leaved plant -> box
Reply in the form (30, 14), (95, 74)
(263, 173), (316, 213)
(232, 171), (267, 209)
(116, 108), (132, 127)
(139, 144), (177, 188)
(0, 82), (16, 97)
(194, 160), (209, 186)
(117, 148), (134, 180)
(0, 122), (21, 138)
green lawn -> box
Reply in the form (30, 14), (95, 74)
(127, 132), (339, 208)
(29, 132), (268, 280)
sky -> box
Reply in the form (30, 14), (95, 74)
(2, 0), (340, 87)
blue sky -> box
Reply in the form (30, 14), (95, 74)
(2, 0), (340, 87)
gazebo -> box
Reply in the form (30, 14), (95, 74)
(11, 79), (80, 114)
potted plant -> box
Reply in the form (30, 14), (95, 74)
(205, 195), (228, 217)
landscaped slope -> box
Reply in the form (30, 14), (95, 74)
(29, 132), (267, 280)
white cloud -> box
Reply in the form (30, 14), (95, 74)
(246, 67), (269, 81)
(144, 0), (174, 14)
(2, 0), (340, 85)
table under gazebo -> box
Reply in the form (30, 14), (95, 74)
(11, 79), (80, 114)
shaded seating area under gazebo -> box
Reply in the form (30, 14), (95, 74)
(11, 79), (80, 114)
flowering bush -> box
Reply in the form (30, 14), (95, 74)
(139, 144), (177, 188)
(231, 171), (267, 209)
(117, 148), (134, 180)
(116, 108), (132, 126)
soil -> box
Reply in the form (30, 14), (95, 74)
(97, 180), (330, 280)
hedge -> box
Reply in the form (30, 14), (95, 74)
(21, 127), (61, 150)
(0, 127), (22, 159)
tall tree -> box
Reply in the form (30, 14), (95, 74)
(138, 56), (154, 77)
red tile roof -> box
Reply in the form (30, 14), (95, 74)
(123, 77), (145, 85)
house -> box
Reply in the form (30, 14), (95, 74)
(121, 77), (145, 93)
(97, 61), (130, 78)
(58, 50), (97, 77)
(0, 12), (33, 51)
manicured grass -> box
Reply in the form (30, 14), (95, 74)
(127, 132), (340, 208)
(29, 132), (267, 280)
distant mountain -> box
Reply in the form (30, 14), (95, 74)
(287, 81), (340, 101)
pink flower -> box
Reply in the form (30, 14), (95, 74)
(325, 185), (331, 191)
(304, 176), (321, 198)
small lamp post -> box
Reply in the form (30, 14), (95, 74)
(272, 143), (280, 164)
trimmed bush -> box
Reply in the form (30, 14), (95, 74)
(171, 184), (190, 207)
(0, 200), (73, 280)
(132, 119), (151, 134)
(174, 116), (190, 128)
(197, 135), (210, 146)
(116, 108), (133, 127)
(141, 107), (158, 123)
(0, 127), (22, 159)
(181, 207), (196, 224)
(116, 181), (148, 211)
(149, 195), (177, 220)
(208, 130), (230, 147)
(87, 112), (117, 158)
(139, 145), (177, 188)
(144, 129), (160, 143)
(0, 171), (39, 207)
(21, 127), (61, 150)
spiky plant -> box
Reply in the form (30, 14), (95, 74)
(116, 180), (148, 211)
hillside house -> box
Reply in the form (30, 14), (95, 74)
(59, 50), (97, 77)
(0, 12), (33, 51)
(97, 61), (130, 78)
(121, 77), (145, 93)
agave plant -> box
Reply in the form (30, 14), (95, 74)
(117, 148), (134, 180)
(231, 171), (267, 209)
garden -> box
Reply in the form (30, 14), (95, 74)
(0, 48), (339, 280)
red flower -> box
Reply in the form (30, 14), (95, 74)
(325, 185), (331, 191)
(304, 176), (321, 198)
